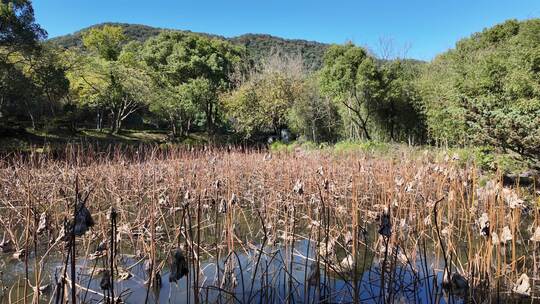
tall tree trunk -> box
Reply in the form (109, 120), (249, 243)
(96, 110), (103, 131)
(186, 119), (191, 136)
(361, 123), (371, 140)
(28, 111), (36, 130)
(169, 114), (177, 137)
(111, 110), (118, 134)
(206, 101), (214, 133)
(116, 119), (122, 134)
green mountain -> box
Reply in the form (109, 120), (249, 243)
(48, 23), (330, 70)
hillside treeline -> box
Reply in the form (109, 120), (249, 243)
(1, 1), (539, 161)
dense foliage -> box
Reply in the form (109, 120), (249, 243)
(48, 23), (329, 71)
(1, 1), (539, 163)
(319, 43), (424, 142)
(419, 19), (540, 160)
(142, 31), (246, 134)
(0, 0), (69, 128)
(224, 54), (307, 138)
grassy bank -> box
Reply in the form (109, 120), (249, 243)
(270, 140), (534, 175)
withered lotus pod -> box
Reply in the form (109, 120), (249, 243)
(219, 198), (227, 213)
(293, 180), (304, 195)
(36, 212), (49, 235)
(307, 262), (320, 286)
(0, 237), (14, 254)
(168, 248), (189, 283)
(378, 208), (392, 238)
(100, 270), (111, 291)
(73, 202), (94, 237)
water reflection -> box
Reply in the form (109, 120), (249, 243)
(0, 239), (491, 303)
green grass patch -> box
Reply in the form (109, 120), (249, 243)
(333, 140), (391, 154)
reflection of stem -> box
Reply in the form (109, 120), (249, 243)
(247, 210), (268, 303)
(70, 178), (79, 304)
(380, 235), (389, 304)
(109, 208), (117, 303)
(433, 198), (448, 272)
(433, 196), (457, 304)
(352, 175), (358, 304)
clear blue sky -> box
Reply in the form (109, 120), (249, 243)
(33, 0), (540, 61)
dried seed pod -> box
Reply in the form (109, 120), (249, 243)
(513, 273), (531, 296)
(219, 198), (227, 213)
(442, 269), (469, 291)
(343, 231), (353, 246)
(100, 270), (111, 291)
(118, 269), (132, 281)
(339, 254), (354, 272)
(36, 212), (49, 235)
(73, 202), (94, 237)
(500, 226), (513, 243)
(12, 248), (25, 260)
(0, 237), (14, 254)
(168, 249), (189, 283)
(293, 180), (304, 195)
(229, 193), (237, 205)
(306, 262), (320, 286)
(478, 213), (490, 237)
(182, 191), (191, 207)
(530, 227), (540, 242)
(34, 283), (51, 295)
(378, 208), (392, 238)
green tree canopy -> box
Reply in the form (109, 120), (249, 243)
(69, 29), (152, 133)
(0, 0), (46, 54)
(142, 31), (246, 133)
(419, 19), (540, 160)
(223, 54), (306, 139)
(82, 25), (126, 61)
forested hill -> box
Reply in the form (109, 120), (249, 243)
(48, 23), (330, 70)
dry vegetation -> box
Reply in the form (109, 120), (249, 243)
(0, 145), (539, 303)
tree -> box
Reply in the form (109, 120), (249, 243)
(71, 26), (150, 133)
(82, 25), (125, 61)
(416, 52), (467, 146)
(0, 58), (35, 120)
(148, 81), (198, 137)
(223, 53), (306, 139)
(287, 76), (341, 142)
(142, 31), (246, 133)
(418, 19), (540, 160)
(0, 0), (63, 126)
(31, 47), (70, 117)
(0, 0), (46, 55)
(374, 60), (425, 142)
(319, 43), (384, 140)
(223, 81), (261, 138)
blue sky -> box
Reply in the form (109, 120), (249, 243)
(33, 0), (540, 60)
